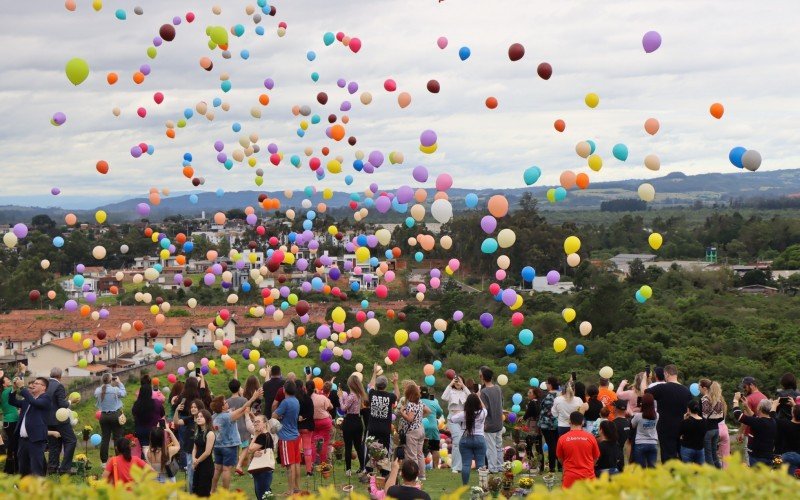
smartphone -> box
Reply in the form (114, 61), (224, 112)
(571, 371), (577, 382)
(645, 365), (651, 377)
(779, 397), (790, 404)
(195, 367), (201, 376)
(304, 366), (312, 376)
(394, 445), (405, 461)
(158, 420), (166, 429)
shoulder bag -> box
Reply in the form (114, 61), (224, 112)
(248, 437), (276, 474)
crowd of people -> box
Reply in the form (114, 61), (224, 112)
(1, 361), (800, 497)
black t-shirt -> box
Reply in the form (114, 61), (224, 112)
(596, 440), (619, 470)
(735, 412), (777, 458)
(298, 395), (315, 431)
(367, 389), (397, 434)
(254, 432), (274, 450)
(327, 391), (340, 415)
(584, 399), (603, 421)
(645, 383), (692, 435)
(386, 485), (431, 500)
(262, 377), (284, 419)
(774, 418), (800, 454)
(614, 416), (632, 446)
(179, 410), (197, 453)
(776, 390), (800, 420)
(679, 417), (706, 450)
(523, 399), (540, 421)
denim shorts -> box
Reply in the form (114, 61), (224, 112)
(213, 445), (239, 466)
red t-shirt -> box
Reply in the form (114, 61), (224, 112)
(105, 455), (148, 485)
(556, 429), (600, 489)
(598, 387), (618, 421)
(743, 391), (767, 437)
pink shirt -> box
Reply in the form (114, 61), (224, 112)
(312, 392), (333, 420)
(340, 392), (362, 415)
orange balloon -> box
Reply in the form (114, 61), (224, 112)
(576, 173), (590, 189)
(487, 195), (509, 218)
(182, 166), (194, 178)
(341, 115), (349, 124)
(433, 191), (449, 201)
(259, 94), (270, 106)
(109, 286), (118, 295)
(219, 345), (228, 355)
(213, 212), (226, 225)
(143, 227), (153, 238)
(709, 103), (724, 119)
(151, 377), (160, 386)
(297, 326), (306, 336)
(133, 320), (144, 331)
(313, 377), (324, 391)
(106, 72), (118, 85)
(207, 250), (218, 261)
(47, 290), (57, 300)
(80, 305), (91, 317)
(397, 92), (411, 108)
(322, 285), (332, 295)
(485, 97), (498, 109)
(392, 247), (402, 258)
(330, 124), (345, 141)
(387, 309), (396, 319)
(225, 358), (237, 370)
(166, 129), (176, 139)
(559, 170), (577, 189)
(644, 118), (660, 135)
(175, 255), (186, 266)
(65, 213), (77, 225)
(317, 203), (327, 213)
(133, 72), (145, 84)
(554, 119), (566, 132)
(414, 188), (428, 203)
(155, 314), (165, 325)
(149, 192), (161, 205)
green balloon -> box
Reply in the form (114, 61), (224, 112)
(147, 47), (157, 59)
(208, 26), (229, 46)
(65, 58), (90, 86)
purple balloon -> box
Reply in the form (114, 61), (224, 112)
(280, 286), (290, 298)
(340, 101), (352, 112)
(246, 214), (258, 225)
(211, 264), (223, 275)
(501, 289), (517, 307)
(289, 350), (298, 359)
(139, 64), (151, 76)
(412, 166), (428, 183)
(546, 270), (561, 285)
(265, 305), (276, 316)
(301, 314), (309, 323)
(82, 284), (92, 292)
(264, 78), (274, 89)
(400, 346), (411, 357)
(642, 31), (662, 53)
(153, 37), (163, 47)
(479, 312), (494, 329)
(375, 197), (391, 213)
(330, 362), (341, 373)
(363, 163), (374, 174)
(214, 140), (224, 152)
(367, 311), (375, 319)
(296, 258), (309, 271)
(366, 235), (379, 248)
(203, 273), (215, 286)
(430, 269), (441, 278)
(480, 216), (497, 234)
(396, 185), (414, 204)
(452, 310), (464, 321)
(258, 358), (267, 366)
(336, 78), (346, 88)
(242, 349), (251, 360)
(64, 300), (78, 312)
(368, 151), (384, 167)
(131, 146), (143, 158)
(343, 349), (352, 360)
(99, 308), (109, 319)
(12, 223), (28, 239)
(409, 331), (420, 342)
(177, 367), (186, 376)
(136, 203), (150, 217)
(420, 130), (437, 147)
(347, 81), (359, 94)
(320, 348), (334, 362)
(91, 347), (100, 356)
(420, 321), (432, 334)
(235, 260), (245, 269)
(316, 324), (331, 340)
(51, 187), (61, 195)
(308, 240), (320, 250)
(507, 413), (517, 424)
(301, 281), (312, 293)
(76, 264), (85, 273)
(172, 16), (182, 25)
(217, 152), (227, 163)
(52, 112), (67, 125)
(268, 143), (278, 154)
(174, 274), (183, 284)
(85, 293), (97, 303)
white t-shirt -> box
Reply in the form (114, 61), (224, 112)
(552, 396), (583, 428)
(450, 408), (488, 437)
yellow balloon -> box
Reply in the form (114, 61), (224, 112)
(562, 308), (576, 323)
(355, 247), (370, 263)
(599, 366), (614, 379)
(82, 338), (92, 349)
(587, 155), (603, 172)
(564, 236), (581, 255)
(326, 159), (342, 174)
(553, 337), (567, 353)
(72, 332), (82, 343)
(585, 93), (600, 108)
(95, 210), (107, 224)
(297, 345), (309, 357)
(648, 233), (663, 250)
(546, 189), (556, 203)
(510, 295), (524, 310)
(497, 229), (516, 249)
(150, 304), (159, 315)
(249, 350), (261, 361)
(394, 329), (408, 346)
(640, 285), (653, 299)
(419, 143), (438, 154)
(331, 306), (346, 324)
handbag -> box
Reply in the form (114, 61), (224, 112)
(118, 410), (127, 426)
(248, 446), (275, 473)
(165, 454), (181, 478)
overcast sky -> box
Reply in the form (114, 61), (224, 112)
(2, 1), (799, 210)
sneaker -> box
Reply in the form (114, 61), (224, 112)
(345, 469), (352, 477)
(452, 470), (461, 474)
(306, 472), (314, 477)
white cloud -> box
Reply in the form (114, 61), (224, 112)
(1, 0), (799, 209)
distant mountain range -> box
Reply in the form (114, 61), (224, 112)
(2, 169), (799, 224)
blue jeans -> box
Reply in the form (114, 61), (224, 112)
(703, 428), (721, 468)
(633, 443), (658, 468)
(557, 426), (570, 437)
(252, 470), (274, 499)
(781, 451), (800, 476)
(184, 451), (194, 492)
(448, 421), (464, 472)
(748, 455), (773, 467)
(458, 434), (487, 485)
(680, 446), (705, 465)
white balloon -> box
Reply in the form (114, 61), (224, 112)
(120, 244), (129, 254)
(638, 183), (655, 202)
(430, 199), (453, 224)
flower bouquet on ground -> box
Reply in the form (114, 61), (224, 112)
(74, 454), (90, 476)
(317, 462), (333, 479)
(82, 425), (92, 442)
(332, 440), (344, 461)
(470, 486), (485, 500)
(518, 476), (534, 495)
(487, 476), (502, 498)
(365, 436), (388, 487)
(261, 491), (276, 500)
(500, 462), (515, 497)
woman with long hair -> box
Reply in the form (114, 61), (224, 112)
(338, 374), (368, 475)
(399, 382), (431, 482)
(450, 393), (487, 485)
(243, 375), (262, 416)
(94, 372), (126, 467)
(595, 420), (619, 477)
(147, 425), (181, 482)
(699, 379), (725, 468)
(172, 377), (203, 491)
(538, 377), (560, 472)
(297, 380), (316, 476)
(102, 436), (148, 486)
(552, 381), (583, 436)
(631, 394), (659, 468)
(616, 372), (648, 415)
(582, 385), (603, 433)
(1, 374), (20, 474)
(248, 415), (275, 499)
(209, 388), (262, 493)
(310, 379), (334, 465)
(168, 381), (184, 419)
(192, 410), (216, 497)
(132, 374), (164, 459)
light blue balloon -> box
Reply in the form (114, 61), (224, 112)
(369, 257), (379, 268)
(232, 122), (241, 132)
(505, 344), (515, 355)
(391, 198), (408, 213)
(297, 129), (305, 138)
(306, 210), (317, 220)
(424, 375), (435, 386)
(307, 51), (317, 61)
(458, 46), (471, 61)
(215, 188), (224, 197)
(385, 250), (393, 259)
(405, 217), (415, 228)
(433, 360), (442, 371)
(323, 32), (335, 46)
(311, 72), (319, 82)
(273, 335), (283, 347)
(302, 220), (312, 231)
(635, 290), (646, 303)
(255, 26), (265, 36)
(433, 330), (444, 343)
(213, 97), (222, 107)
(240, 49), (250, 60)
(542, 443), (548, 452)
(364, 198), (375, 208)
(153, 263), (163, 273)
(189, 194), (198, 204)
(280, 301), (289, 311)
(345, 175), (354, 185)
(183, 108), (193, 119)
(523, 166), (541, 185)
(115, 9), (126, 20)
(575, 344), (585, 355)
(350, 281), (360, 292)
(465, 193), (478, 208)
(518, 329), (534, 346)
(481, 238), (499, 254)
(90, 434), (102, 446)
(221, 80), (232, 93)
(512, 404), (521, 413)
(160, 238), (171, 249)
(529, 377), (540, 387)
(512, 393), (523, 405)
(587, 140), (597, 154)
(361, 300), (369, 309)
(521, 266), (535, 282)
(690, 383), (700, 397)
(508, 363), (518, 374)
(313, 367), (322, 376)
(612, 143), (629, 161)
(311, 277), (324, 290)
(73, 275), (85, 287)
(414, 251), (424, 262)
(554, 187), (567, 201)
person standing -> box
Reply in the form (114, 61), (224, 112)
(645, 364), (692, 463)
(733, 394), (776, 467)
(699, 379), (725, 468)
(367, 364), (400, 473)
(400, 382), (430, 482)
(441, 375), (471, 475)
(556, 412), (600, 489)
(477, 366), (504, 473)
(338, 374), (368, 475)
(581, 385), (603, 433)
(772, 399), (800, 475)
(248, 415), (275, 500)
(210, 388), (262, 493)
(597, 379), (618, 421)
(679, 400), (706, 464)
(192, 410), (216, 497)
(9, 377), (52, 476)
(420, 387), (444, 471)
(612, 400), (631, 472)
(275, 381), (302, 495)
(1, 374), (20, 474)
(132, 374), (164, 459)
(450, 393), (487, 485)
(262, 366), (284, 419)
(102, 436), (148, 486)
(310, 380), (334, 465)
(45, 367), (76, 474)
(297, 380), (316, 476)
(631, 394), (659, 468)
(552, 382), (583, 436)
(94, 373), (125, 468)
(739, 376), (767, 464)
(538, 377), (560, 472)
(776, 373), (800, 421)
(595, 420), (620, 476)
(522, 387), (543, 471)
(172, 378), (202, 491)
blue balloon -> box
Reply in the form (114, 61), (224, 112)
(255, 26), (265, 36)
(458, 46), (471, 61)
(587, 140), (597, 154)
(481, 238), (499, 254)
(213, 97), (222, 107)
(357, 235), (368, 246)
(215, 188), (224, 197)
(391, 198), (408, 213)
(529, 377), (540, 387)
(414, 251), (424, 262)
(307, 51), (317, 61)
(518, 329), (534, 346)
(612, 144), (629, 161)
(302, 220), (313, 230)
(115, 9), (126, 20)
(350, 281), (360, 292)
(433, 360), (442, 371)
(465, 193), (478, 208)
(240, 49), (250, 60)
(360, 300), (369, 309)
(575, 344), (585, 355)
(183, 152), (193, 162)
(241, 282), (251, 292)
(729, 146), (746, 168)
(190, 344), (198, 354)
(542, 443), (548, 452)
(311, 277), (324, 290)
(511, 404), (521, 413)
(508, 363), (518, 374)
(554, 187), (568, 201)
(405, 217), (415, 228)
(369, 257), (379, 268)
(363, 198), (374, 208)
(433, 330), (444, 343)
(90, 434), (102, 446)
(189, 194), (198, 204)
(521, 266), (535, 282)
(53, 236), (64, 248)
(345, 175), (354, 185)
(424, 375), (435, 386)
(385, 250), (393, 259)
(311, 72), (319, 82)
(635, 290), (646, 303)
(313, 367), (322, 376)
(273, 335), (283, 347)
(505, 344), (515, 355)
(690, 383), (700, 397)
(353, 159), (364, 171)
(183, 241), (193, 253)
(523, 166), (541, 186)
(512, 393), (523, 405)
(287, 232), (297, 243)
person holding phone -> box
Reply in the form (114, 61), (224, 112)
(94, 373), (126, 467)
(1, 373), (20, 474)
(776, 373), (800, 421)
(441, 374), (471, 474)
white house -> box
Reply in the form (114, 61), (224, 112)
(26, 337), (109, 377)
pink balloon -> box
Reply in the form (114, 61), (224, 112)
(437, 36), (448, 49)
(349, 37), (362, 53)
(435, 173), (453, 191)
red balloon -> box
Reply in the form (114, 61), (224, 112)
(537, 62), (553, 80)
(96, 329), (107, 340)
(349, 37), (362, 53)
(159, 24), (176, 42)
(185, 12), (195, 23)
(384, 79), (397, 92)
(511, 312), (524, 326)
(153, 92), (164, 104)
(356, 311), (367, 322)
(508, 43), (525, 61)
(149, 329), (159, 338)
(445, 369), (456, 380)
(376, 285), (388, 299)
(295, 300), (310, 316)
(29, 290), (41, 302)
(426, 80), (440, 93)
(488, 283), (501, 295)
(554, 119), (566, 132)
(387, 347), (400, 363)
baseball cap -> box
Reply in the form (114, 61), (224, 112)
(614, 399), (628, 410)
(741, 376), (757, 388)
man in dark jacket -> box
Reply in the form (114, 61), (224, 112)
(9, 377), (52, 476)
(46, 367), (76, 474)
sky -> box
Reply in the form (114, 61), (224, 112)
(1, 0), (800, 210)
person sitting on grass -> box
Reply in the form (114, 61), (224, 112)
(376, 458), (431, 500)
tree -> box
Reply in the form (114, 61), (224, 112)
(225, 209), (247, 221)
(31, 214), (56, 235)
(627, 258), (647, 284)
